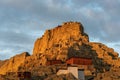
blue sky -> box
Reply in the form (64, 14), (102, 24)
(0, 0), (120, 60)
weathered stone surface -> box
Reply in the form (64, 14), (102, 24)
(33, 22), (89, 61)
(44, 73), (77, 80)
(0, 52), (30, 75)
(89, 42), (120, 72)
(94, 67), (120, 80)
(0, 59), (8, 68)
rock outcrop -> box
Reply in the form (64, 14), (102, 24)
(32, 22), (119, 68)
(33, 22), (89, 61)
(0, 52), (30, 74)
(0, 21), (120, 80)
(0, 60), (8, 68)
(89, 42), (120, 73)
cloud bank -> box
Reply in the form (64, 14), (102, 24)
(0, 0), (120, 59)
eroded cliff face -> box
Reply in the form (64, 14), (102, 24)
(0, 52), (30, 75)
(89, 42), (119, 72)
(33, 22), (89, 61)
(0, 60), (8, 68)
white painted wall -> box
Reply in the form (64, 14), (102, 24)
(57, 66), (85, 80)
(68, 67), (78, 79)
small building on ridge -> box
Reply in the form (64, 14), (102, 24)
(66, 57), (92, 65)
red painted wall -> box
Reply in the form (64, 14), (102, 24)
(46, 60), (62, 65)
(66, 57), (92, 65)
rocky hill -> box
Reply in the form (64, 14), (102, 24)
(0, 52), (30, 74)
(33, 22), (89, 60)
(0, 21), (120, 80)
(32, 22), (120, 70)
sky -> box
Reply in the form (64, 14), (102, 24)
(0, 0), (120, 60)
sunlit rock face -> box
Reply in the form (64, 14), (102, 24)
(32, 21), (120, 72)
(0, 52), (30, 74)
(33, 22), (89, 61)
